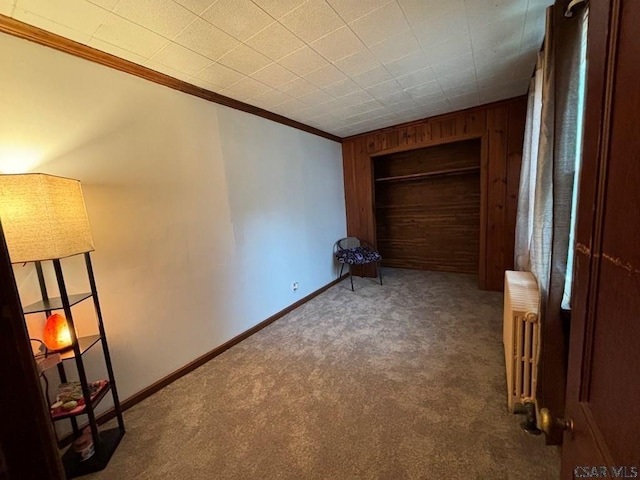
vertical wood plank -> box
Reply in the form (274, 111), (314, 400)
(486, 106), (509, 290)
(479, 132), (489, 290)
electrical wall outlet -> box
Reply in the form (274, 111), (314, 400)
(292, 282), (299, 291)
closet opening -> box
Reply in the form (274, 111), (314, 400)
(373, 138), (482, 276)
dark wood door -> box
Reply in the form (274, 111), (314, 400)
(0, 221), (65, 479)
(561, 0), (640, 474)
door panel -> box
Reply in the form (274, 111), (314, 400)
(562, 0), (640, 474)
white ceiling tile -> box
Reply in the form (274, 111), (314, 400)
(278, 46), (329, 76)
(174, 18), (240, 61)
(383, 50), (430, 77)
(93, 13), (169, 58)
(303, 63), (346, 88)
(476, 59), (516, 82)
(280, 0), (344, 44)
(326, 0), (391, 24)
(221, 90), (251, 103)
(365, 79), (403, 99)
(0, 0), (15, 15)
(150, 42), (212, 76)
(201, 0), (273, 41)
(172, 0), (216, 16)
(436, 68), (476, 88)
(441, 81), (478, 98)
(410, 2), (469, 47)
(189, 76), (222, 92)
(310, 26), (365, 62)
(430, 53), (473, 77)
(348, 99), (384, 115)
(322, 78), (361, 98)
(223, 76), (271, 99)
(12, 7), (93, 44)
(473, 44), (520, 66)
(399, 0), (465, 21)
(245, 22), (305, 62)
(333, 49), (380, 76)
(298, 88), (334, 106)
(479, 89), (513, 104)
(447, 91), (480, 105)
(352, 65), (393, 89)
(195, 62), (245, 89)
(477, 75), (504, 90)
(521, 5), (547, 50)
(217, 44), (272, 75)
(6, 0), (550, 136)
(251, 0), (306, 19)
(387, 99), (419, 113)
(344, 108), (386, 124)
(251, 88), (293, 108)
(465, 0), (526, 28)
(14, 0), (109, 37)
(339, 90), (375, 107)
(469, 18), (524, 52)
(375, 90), (412, 105)
(144, 59), (193, 82)
(271, 97), (308, 114)
(113, 0), (197, 39)
(513, 50), (538, 78)
(413, 93), (448, 107)
(88, 37), (148, 65)
(278, 77), (318, 98)
(369, 30), (421, 65)
(349, 2), (410, 46)
(405, 80), (442, 99)
(251, 63), (299, 88)
(87, 0), (119, 10)
(396, 66), (436, 89)
(425, 37), (473, 66)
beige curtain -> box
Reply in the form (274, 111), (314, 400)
(513, 1), (587, 414)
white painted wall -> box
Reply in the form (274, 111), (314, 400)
(0, 33), (346, 406)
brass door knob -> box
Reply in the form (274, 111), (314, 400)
(540, 408), (574, 436)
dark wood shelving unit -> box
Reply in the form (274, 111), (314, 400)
(373, 138), (482, 274)
(21, 253), (125, 478)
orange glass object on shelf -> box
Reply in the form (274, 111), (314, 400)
(43, 313), (72, 351)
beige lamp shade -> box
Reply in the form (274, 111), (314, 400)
(0, 173), (94, 263)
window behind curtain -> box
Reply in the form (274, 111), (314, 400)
(563, 7), (589, 310)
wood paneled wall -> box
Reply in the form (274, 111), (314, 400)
(342, 96), (527, 291)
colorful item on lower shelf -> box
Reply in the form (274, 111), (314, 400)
(50, 380), (109, 419)
(73, 427), (95, 462)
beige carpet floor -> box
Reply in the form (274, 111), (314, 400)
(86, 268), (560, 479)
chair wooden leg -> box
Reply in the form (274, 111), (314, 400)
(349, 264), (354, 291)
(378, 264), (383, 286)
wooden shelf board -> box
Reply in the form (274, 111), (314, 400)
(59, 335), (102, 361)
(23, 292), (93, 315)
(375, 165), (480, 182)
(51, 381), (110, 421)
